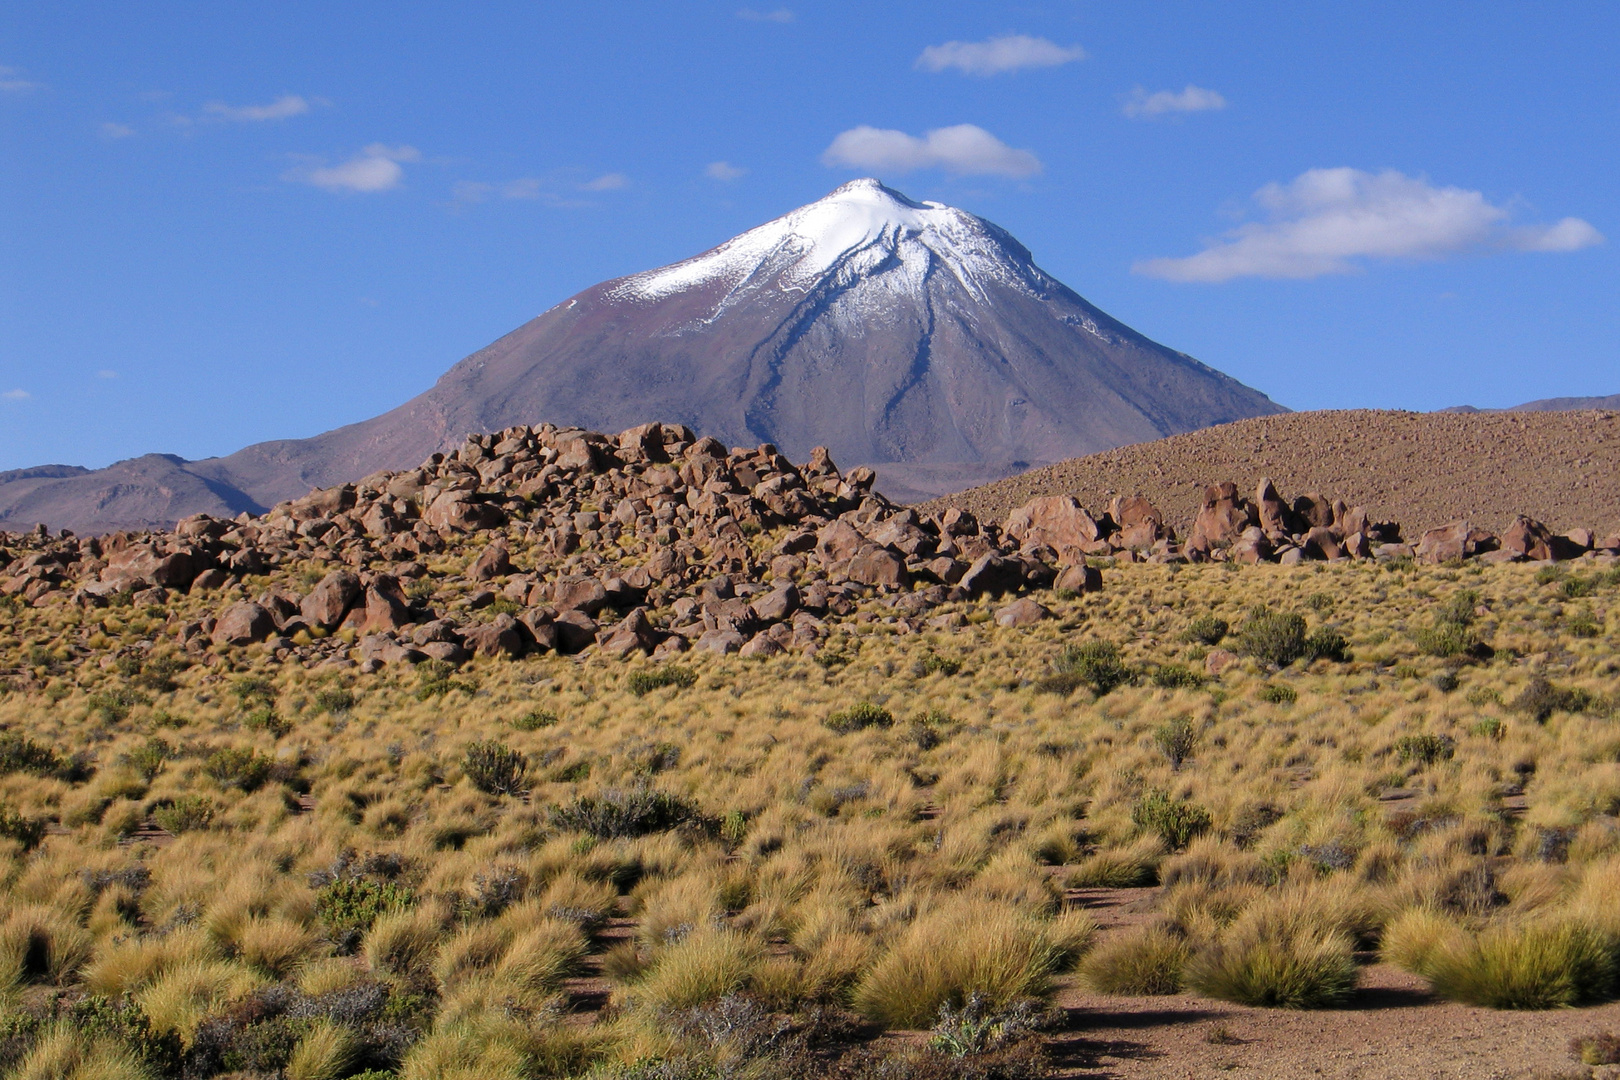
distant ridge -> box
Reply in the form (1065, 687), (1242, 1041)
(926, 409), (1620, 536)
(1442, 393), (1620, 413)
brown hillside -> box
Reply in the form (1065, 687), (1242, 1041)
(926, 409), (1620, 536)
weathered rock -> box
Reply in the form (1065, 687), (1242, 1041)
(190, 568), (229, 592)
(1205, 649), (1239, 676)
(994, 597), (1050, 627)
(1004, 496), (1102, 552)
(212, 601), (276, 646)
(467, 542), (512, 581)
(461, 614), (526, 658)
(1501, 515), (1556, 561)
(1255, 478), (1296, 537)
(1302, 526), (1343, 561)
(1292, 492), (1334, 530)
(750, 582), (800, 622)
(552, 576), (608, 616)
(1188, 482), (1257, 551)
(817, 519), (867, 564)
(554, 610), (599, 654)
(1053, 563), (1103, 594)
(738, 632), (783, 658)
(600, 607), (659, 656)
(423, 491), (506, 532)
(695, 627), (746, 654)
(959, 554), (1024, 597)
(361, 574), (413, 634)
(301, 571), (362, 630)
(846, 546), (907, 588)
(1417, 521), (1497, 564)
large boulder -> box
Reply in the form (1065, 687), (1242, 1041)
(995, 597), (1051, 627)
(1416, 521), (1497, 564)
(959, 554), (1024, 597)
(461, 614), (526, 658)
(302, 571), (362, 630)
(360, 574), (413, 634)
(1188, 483), (1257, 551)
(846, 546), (907, 588)
(552, 576), (608, 616)
(212, 601), (276, 646)
(423, 491), (506, 532)
(600, 608), (659, 656)
(1003, 496), (1102, 552)
(467, 543), (513, 582)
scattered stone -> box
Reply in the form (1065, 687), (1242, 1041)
(994, 597), (1050, 627)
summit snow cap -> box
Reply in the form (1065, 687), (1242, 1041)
(611, 177), (1048, 306)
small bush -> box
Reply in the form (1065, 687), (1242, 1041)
(1046, 641), (1133, 696)
(122, 736), (173, 780)
(928, 992), (1050, 1057)
(1233, 608), (1307, 667)
(1080, 924), (1188, 995)
(1153, 717), (1198, 770)
(1395, 733), (1456, 767)
(311, 687), (356, 714)
(152, 795), (216, 834)
(511, 708), (559, 731)
(243, 705), (290, 737)
(548, 788), (700, 838)
(1185, 897), (1359, 1008)
(203, 747), (272, 791)
(1132, 790), (1211, 851)
(826, 701), (894, 733)
(1413, 621), (1477, 659)
(462, 740), (528, 796)
(1182, 616), (1229, 646)
(1150, 664), (1204, 690)
(1512, 678), (1595, 723)
(232, 676), (276, 706)
(1259, 684), (1297, 705)
(633, 929), (762, 1013)
(0, 733), (64, 777)
(317, 879), (414, 950)
(87, 687), (150, 724)
(627, 665), (698, 696)
(0, 802), (46, 850)
(1571, 1032), (1620, 1067)
(1302, 627), (1348, 663)
(915, 652), (963, 677)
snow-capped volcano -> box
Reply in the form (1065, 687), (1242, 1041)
(614, 178), (1046, 309)
(2, 179), (1285, 531)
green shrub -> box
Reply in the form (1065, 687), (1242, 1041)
(626, 665), (698, 696)
(203, 747), (271, 791)
(316, 877), (414, 948)
(1182, 616), (1229, 646)
(928, 993), (1049, 1057)
(415, 660), (475, 699)
(1150, 664), (1204, 690)
(1185, 925), (1358, 1008)
(152, 794), (216, 833)
(231, 676), (276, 706)
(1413, 621), (1477, 658)
(1512, 678), (1596, 722)
(1132, 790), (1211, 851)
(1302, 627), (1349, 662)
(134, 656), (186, 693)
(548, 788), (700, 838)
(86, 687), (150, 724)
(1395, 733), (1456, 767)
(1153, 717), (1198, 770)
(462, 741), (529, 796)
(1233, 609), (1307, 667)
(311, 686), (355, 714)
(121, 736), (173, 780)
(1080, 924), (1188, 995)
(0, 802), (45, 850)
(1045, 641), (1133, 696)
(242, 705), (289, 737)
(0, 733), (64, 777)
(512, 708), (559, 731)
(915, 652), (962, 677)
(826, 701), (894, 733)
(1259, 684), (1298, 705)
(1305, 593), (1335, 613)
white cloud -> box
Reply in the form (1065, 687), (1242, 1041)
(916, 35), (1084, 76)
(205, 94), (312, 122)
(1135, 167), (1606, 282)
(291, 144), (420, 193)
(580, 172), (629, 191)
(0, 65), (43, 93)
(737, 8), (794, 22)
(100, 122), (136, 139)
(2, 389), (30, 401)
(822, 124), (1040, 178)
(705, 161), (746, 181)
(1122, 84), (1227, 119)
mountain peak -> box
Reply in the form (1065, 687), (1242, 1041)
(611, 179), (1033, 306)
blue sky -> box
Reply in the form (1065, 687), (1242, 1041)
(1, 2), (1615, 471)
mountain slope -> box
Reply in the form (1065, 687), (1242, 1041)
(2, 178), (1283, 532)
(926, 409), (1620, 536)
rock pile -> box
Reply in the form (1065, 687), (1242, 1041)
(3, 428), (1615, 673)
(0, 422), (1100, 670)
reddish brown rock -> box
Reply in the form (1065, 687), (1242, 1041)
(461, 614), (526, 658)
(1004, 496), (1102, 552)
(816, 519), (867, 563)
(467, 542), (512, 582)
(600, 608), (659, 656)
(361, 574), (413, 634)
(994, 597), (1050, 627)
(1188, 482), (1257, 551)
(554, 610), (599, 654)
(301, 571), (362, 630)
(1501, 515), (1556, 561)
(552, 576), (608, 616)
(1053, 563), (1102, 594)
(212, 601), (276, 646)
(846, 546), (907, 588)
(1417, 520), (1497, 564)
(959, 554), (1024, 597)
(423, 491), (506, 532)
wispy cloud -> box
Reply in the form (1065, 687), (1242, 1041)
(100, 122), (136, 139)
(822, 124), (1040, 178)
(2, 389), (31, 401)
(97, 369), (118, 380)
(1135, 167), (1606, 282)
(737, 8), (794, 22)
(1122, 84), (1227, 119)
(204, 94), (315, 122)
(916, 34), (1084, 76)
(580, 172), (629, 191)
(705, 161), (746, 181)
(0, 64), (44, 93)
(288, 144), (420, 193)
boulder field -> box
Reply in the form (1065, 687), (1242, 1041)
(2, 421), (1615, 673)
